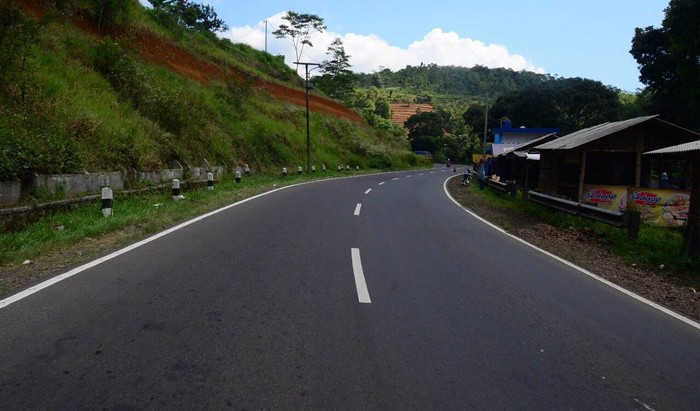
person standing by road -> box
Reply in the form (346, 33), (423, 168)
(477, 158), (486, 190)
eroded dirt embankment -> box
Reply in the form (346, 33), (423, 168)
(21, 0), (363, 122)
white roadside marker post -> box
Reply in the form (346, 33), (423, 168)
(172, 179), (181, 200)
(101, 187), (113, 217)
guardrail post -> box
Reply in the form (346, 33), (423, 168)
(627, 211), (640, 240)
(508, 182), (517, 198)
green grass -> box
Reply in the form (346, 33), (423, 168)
(471, 185), (700, 285)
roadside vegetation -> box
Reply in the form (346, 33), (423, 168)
(456, 181), (700, 286)
(0, 0), (418, 185)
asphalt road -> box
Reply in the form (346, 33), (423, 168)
(1, 166), (699, 410)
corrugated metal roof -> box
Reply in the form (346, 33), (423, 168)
(644, 140), (700, 154)
(534, 115), (659, 150)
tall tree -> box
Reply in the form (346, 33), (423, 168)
(314, 38), (356, 102)
(272, 11), (326, 68)
(630, 0), (700, 130)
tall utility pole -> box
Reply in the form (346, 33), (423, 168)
(294, 62), (320, 173)
(264, 20), (268, 53)
(482, 95), (489, 157)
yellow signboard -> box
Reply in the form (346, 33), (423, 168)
(626, 188), (690, 227)
(582, 185), (629, 211)
(583, 185), (690, 226)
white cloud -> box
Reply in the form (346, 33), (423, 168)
(222, 13), (545, 75)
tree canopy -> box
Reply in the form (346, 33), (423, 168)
(630, 0), (700, 131)
(404, 110), (451, 139)
(272, 12), (326, 67)
(148, 0), (228, 32)
(488, 78), (622, 135)
(313, 38), (356, 103)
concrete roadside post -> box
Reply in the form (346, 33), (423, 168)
(172, 179), (181, 200)
(235, 170), (242, 183)
(207, 173), (214, 190)
(101, 186), (113, 217)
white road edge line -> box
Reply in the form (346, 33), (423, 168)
(0, 184), (301, 310)
(354, 203), (362, 216)
(365, 188), (372, 194)
(442, 176), (700, 332)
(351, 248), (372, 303)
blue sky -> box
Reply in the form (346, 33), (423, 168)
(159, 1), (670, 92)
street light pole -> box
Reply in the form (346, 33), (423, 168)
(294, 61), (320, 173)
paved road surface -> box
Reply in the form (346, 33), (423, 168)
(1, 166), (699, 409)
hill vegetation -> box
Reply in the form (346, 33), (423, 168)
(0, 0), (423, 185)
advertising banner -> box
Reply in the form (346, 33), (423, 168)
(582, 185), (629, 211)
(583, 185), (690, 226)
(627, 188), (690, 227)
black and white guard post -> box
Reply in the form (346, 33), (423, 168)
(298, 166), (303, 175)
(172, 179), (181, 200)
(235, 169), (241, 183)
(322, 164), (326, 171)
(101, 186), (113, 217)
(312, 165), (316, 173)
(244, 164), (251, 176)
(338, 165), (342, 172)
(207, 172), (214, 190)
(282, 167), (288, 177)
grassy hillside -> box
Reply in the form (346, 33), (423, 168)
(0, 0), (424, 184)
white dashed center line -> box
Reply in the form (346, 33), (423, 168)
(365, 188), (372, 194)
(354, 203), (362, 216)
(351, 248), (371, 303)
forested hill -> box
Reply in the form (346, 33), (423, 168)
(356, 64), (553, 98)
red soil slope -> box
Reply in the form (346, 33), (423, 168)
(390, 103), (435, 127)
(21, 1), (363, 123)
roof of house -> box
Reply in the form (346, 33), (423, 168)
(499, 133), (558, 158)
(644, 140), (700, 155)
(535, 115), (664, 150)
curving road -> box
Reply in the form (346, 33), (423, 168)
(1, 166), (699, 409)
